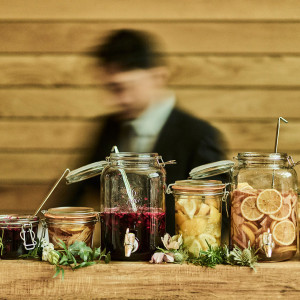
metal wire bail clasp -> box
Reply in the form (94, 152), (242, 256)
(20, 223), (37, 251)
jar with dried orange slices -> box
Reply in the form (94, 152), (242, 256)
(231, 153), (299, 261)
(189, 154), (299, 262)
(168, 180), (228, 257)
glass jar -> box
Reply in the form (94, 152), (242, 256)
(0, 215), (39, 259)
(100, 153), (167, 261)
(169, 180), (226, 257)
(231, 152), (298, 261)
(42, 207), (98, 249)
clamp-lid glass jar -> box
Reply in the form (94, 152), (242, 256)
(231, 152), (298, 261)
(0, 214), (39, 259)
(100, 152), (168, 261)
(169, 180), (227, 257)
(190, 153), (299, 261)
(42, 207), (98, 249)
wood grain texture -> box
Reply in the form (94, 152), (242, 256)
(1, 22), (300, 53)
(1, 0), (300, 20)
(1, 120), (299, 151)
(2, 55), (300, 87)
(1, 88), (300, 119)
(0, 260), (299, 299)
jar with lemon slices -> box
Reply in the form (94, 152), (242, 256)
(231, 153), (298, 261)
(168, 180), (227, 257)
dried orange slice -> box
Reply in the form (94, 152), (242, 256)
(241, 196), (264, 221)
(270, 202), (291, 221)
(256, 189), (282, 215)
(272, 220), (296, 246)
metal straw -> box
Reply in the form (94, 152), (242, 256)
(272, 117), (288, 188)
(111, 146), (137, 212)
(34, 168), (70, 216)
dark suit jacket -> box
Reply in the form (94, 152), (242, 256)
(69, 108), (227, 234)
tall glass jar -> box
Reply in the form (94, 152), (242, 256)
(42, 207), (98, 249)
(169, 180), (226, 257)
(0, 215), (39, 259)
(231, 152), (298, 261)
(100, 153), (167, 261)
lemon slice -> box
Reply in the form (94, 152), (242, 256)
(208, 206), (221, 224)
(238, 182), (254, 191)
(188, 239), (202, 257)
(180, 217), (208, 236)
(205, 222), (221, 238)
(197, 233), (218, 250)
(270, 202), (291, 221)
(241, 196), (264, 221)
(272, 220), (296, 246)
(256, 189), (282, 215)
(183, 236), (195, 248)
(195, 203), (210, 216)
(177, 198), (197, 219)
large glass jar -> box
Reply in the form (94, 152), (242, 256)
(42, 207), (98, 249)
(231, 153), (298, 261)
(169, 180), (226, 257)
(0, 215), (39, 259)
(100, 153), (167, 261)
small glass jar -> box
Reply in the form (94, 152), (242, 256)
(42, 207), (98, 249)
(100, 153), (167, 261)
(0, 215), (39, 259)
(231, 153), (298, 261)
(169, 180), (227, 257)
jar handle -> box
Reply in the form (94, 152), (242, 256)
(287, 156), (300, 167)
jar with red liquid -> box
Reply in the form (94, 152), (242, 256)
(65, 152), (173, 261)
(100, 153), (168, 261)
(0, 215), (39, 259)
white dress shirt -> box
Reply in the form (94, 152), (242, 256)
(120, 95), (175, 153)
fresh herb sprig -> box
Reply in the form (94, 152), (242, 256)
(20, 239), (110, 279)
(152, 234), (259, 271)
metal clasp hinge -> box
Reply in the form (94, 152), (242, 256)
(20, 224), (37, 251)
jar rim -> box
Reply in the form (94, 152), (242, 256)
(171, 179), (226, 193)
(0, 214), (39, 226)
(237, 152), (288, 161)
(42, 207), (98, 220)
(110, 152), (159, 161)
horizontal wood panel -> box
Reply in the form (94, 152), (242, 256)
(0, 120), (299, 151)
(0, 120), (102, 150)
(2, 55), (300, 87)
(1, 23), (300, 54)
(1, 88), (300, 119)
(0, 153), (85, 182)
(2, 1), (300, 20)
(1, 151), (300, 183)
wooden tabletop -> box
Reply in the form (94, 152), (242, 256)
(0, 259), (300, 299)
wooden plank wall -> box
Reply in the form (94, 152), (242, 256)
(1, 0), (300, 213)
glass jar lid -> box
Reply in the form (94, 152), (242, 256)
(42, 207), (98, 221)
(0, 214), (39, 227)
(171, 179), (226, 194)
(189, 160), (234, 179)
(65, 161), (109, 184)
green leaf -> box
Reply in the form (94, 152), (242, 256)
(69, 241), (86, 256)
(104, 253), (111, 264)
(53, 266), (61, 278)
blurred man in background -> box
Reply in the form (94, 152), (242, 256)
(73, 29), (227, 234)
